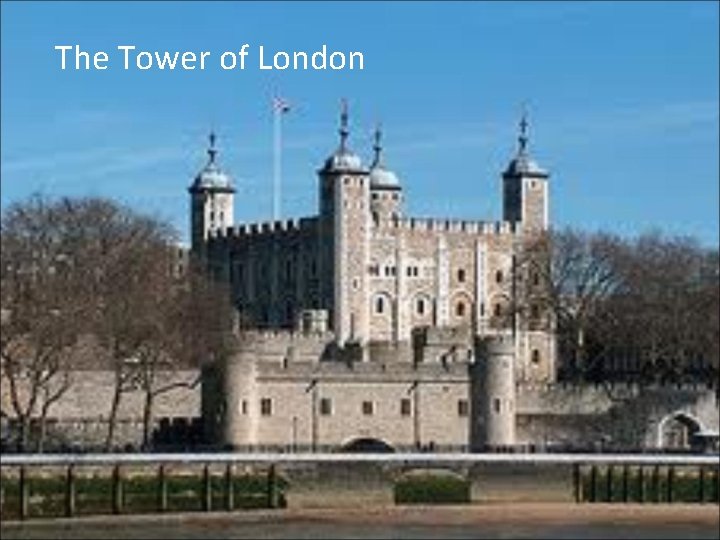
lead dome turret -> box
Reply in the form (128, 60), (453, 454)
(320, 99), (365, 173)
(369, 125), (400, 188)
(190, 132), (234, 192)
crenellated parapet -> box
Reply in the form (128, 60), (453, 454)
(380, 217), (519, 236)
(207, 216), (319, 244)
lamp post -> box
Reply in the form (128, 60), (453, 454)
(408, 380), (420, 450)
(305, 379), (318, 452)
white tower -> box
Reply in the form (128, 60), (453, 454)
(189, 132), (235, 254)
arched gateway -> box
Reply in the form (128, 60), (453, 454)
(340, 437), (396, 453)
(656, 411), (703, 450)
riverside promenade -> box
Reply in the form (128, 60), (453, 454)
(2, 453), (718, 538)
(2, 504), (719, 539)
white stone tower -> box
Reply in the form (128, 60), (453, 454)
(317, 101), (371, 346)
(189, 132), (235, 254)
(369, 125), (403, 225)
(502, 113), (549, 231)
(471, 335), (517, 450)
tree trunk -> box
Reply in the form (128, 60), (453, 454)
(36, 416), (47, 453)
(16, 416), (30, 453)
(104, 378), (123, 452)
(141, 390), (154, 451)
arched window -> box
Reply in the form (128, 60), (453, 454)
(375, 296), (385, 314)
(531, 349), (541, 364)
(457, 268), (466, 283)
(416, 297), (425, 315)
(456, 301), (466, 317)
(494, 303), (502, 317)
(495, 270), (503, 284)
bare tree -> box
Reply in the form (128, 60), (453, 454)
(1, 195), (86, 451)
(605, 232), (719, 385)
(518, 228), (624, 378)
(134, 255), (234, 450)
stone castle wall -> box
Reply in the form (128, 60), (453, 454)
(208, 330), (719, 452)
(1, 369), (201, 451)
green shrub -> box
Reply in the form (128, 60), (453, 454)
(394, 473), (470, 505)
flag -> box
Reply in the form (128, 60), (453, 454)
(272, 96), (291, 114)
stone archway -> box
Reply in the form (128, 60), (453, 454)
(656, 411), (703, 450)
(340, 437), (396, 453)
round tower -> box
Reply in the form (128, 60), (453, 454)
(471, 335), (517, 451)
(202, 342), (258, 450)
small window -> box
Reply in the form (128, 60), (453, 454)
(495, 270), (503, 284)
(457, 269), (466, 283)
(320, 398), (332, 416)
(531, 304), (540, 318)
(456, 301), (466, 317)
(285, 260), (293, 280)
(531, 349), (541, 364)
(458, 399), (469, 417)
(241, 400), (248, 415)
(494, 304), (502, 317)
(375, 296), (385, 314)
(493, 398), (501, 413)
(362, 401), (374, 416)
(285, 302), (293, 323)
(400, 398), (411, 416)
(532, 272), (540, 286)
(416, 298), (426, 316)
(260, 398), (272, 416)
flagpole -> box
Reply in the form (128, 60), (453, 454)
(273, 102), (282, 222)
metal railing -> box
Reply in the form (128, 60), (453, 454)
(2, 452), (719, 466)
(1, 452), (718, 521)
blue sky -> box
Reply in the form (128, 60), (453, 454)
(1, 1), (718, 246)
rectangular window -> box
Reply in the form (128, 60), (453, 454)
(320, 397), (332, 416)
(400, 398), (411, 416)
(260, 398), (272, 416)
(362, 401), (374, 416)
(241, 400), (248, 415)
(493, 398), (501, 414)
(458, 399), (469, 417)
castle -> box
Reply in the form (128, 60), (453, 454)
(2, 102), (716, 454)
(193, 103), (719, 453)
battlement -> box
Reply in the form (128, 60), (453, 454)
(387, 217), (518, 236)
(208, 216), (319, 243)
(237, 328), (334, 346)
